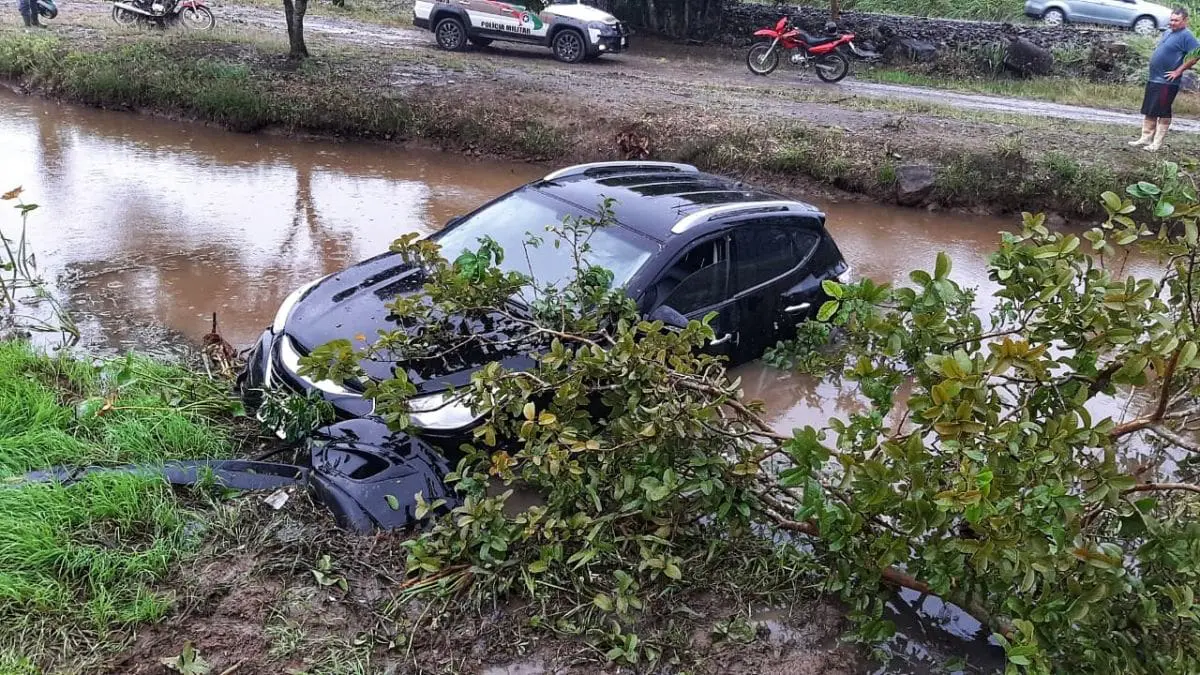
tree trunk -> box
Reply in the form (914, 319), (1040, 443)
(830, 0), (840, 21)
(282, 0), (310, 59)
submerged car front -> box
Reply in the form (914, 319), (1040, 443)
(239, 184), (657, 440)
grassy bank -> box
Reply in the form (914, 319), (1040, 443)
(0, 25), (1181, 218)
(0, 340), (250, 670)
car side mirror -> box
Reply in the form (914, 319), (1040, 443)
(648, 305), (689, 329)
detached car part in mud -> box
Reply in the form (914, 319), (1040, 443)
(13, 419), (460, 534)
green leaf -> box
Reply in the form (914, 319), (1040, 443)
(593, 593), (614, 611)
(816, 300), (839, 322)
(1183, 341), (1200, 368)
(1101, 191), (1122, 211)
(822, 279), (844, 299)
(934, 251), (951, 280)
(385, 494), (400, 511)
(529, 560), (549, 573)
(664, 563), (682, 580)
(1155, 199), (1176, 218)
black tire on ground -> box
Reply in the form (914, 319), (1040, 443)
(746, 42), (779, 75)
(1042, 7), (1065, 26)
(180, 5), (215, 30)
(1133, 15), (1157, 35)
(552, 29), (587, 64)
(815, 52), (849, 83)
(434, 16), (468, 51)
(111, 5), (138, 25)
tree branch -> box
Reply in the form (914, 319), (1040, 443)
(1124, 482), (1200, 495)
(1109, 347), (1183, 438)
(1146, 424), (1200, 454)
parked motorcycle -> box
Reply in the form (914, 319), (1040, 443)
(111, 0), (214, 30)
(746, 16), (856, 83)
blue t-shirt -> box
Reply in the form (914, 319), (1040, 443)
(1149, 27), (1200, 84)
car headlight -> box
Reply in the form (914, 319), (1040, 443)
(408, 391), (482, 431)
(273, 275), (328, 334)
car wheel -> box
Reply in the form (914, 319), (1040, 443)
(1042, 7), (1065, 27)
(468, 36), (492, 48)
(434, 16), (468, 51)
(552, 29), (586, 64)
(1133, 16), (1157, 35)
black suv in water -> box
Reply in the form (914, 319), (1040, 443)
(240, 161), (850, 438)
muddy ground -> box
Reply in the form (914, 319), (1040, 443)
(95, 491), (869, 675)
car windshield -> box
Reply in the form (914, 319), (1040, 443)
(434, 188), (654, 294)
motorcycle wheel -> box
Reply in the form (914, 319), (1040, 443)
(815, 52), (849, 83)
(111, 5), (139, 25)
(746, 43), (780, 76)
(180, 5), (215, 30)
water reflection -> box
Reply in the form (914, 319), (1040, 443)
(0, 89), (543, 347)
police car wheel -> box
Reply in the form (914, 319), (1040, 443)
(552, 29), (586, 64)
(435, 17), (468, 51)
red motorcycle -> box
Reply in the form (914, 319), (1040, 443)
(746, 17), (854, 83)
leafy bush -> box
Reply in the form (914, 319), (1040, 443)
(305, 165), (1200, 672)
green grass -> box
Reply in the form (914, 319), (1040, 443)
(0, 340), (247, 668)
(845, 0), (1022, 21)
(859, 67), (1200, 118)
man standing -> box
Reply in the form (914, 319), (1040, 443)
(1131, 8), (1200, 152)
(17, 0), (42, 27)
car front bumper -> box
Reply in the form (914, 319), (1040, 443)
(238, 328), (376, 420)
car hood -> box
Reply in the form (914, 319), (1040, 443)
(544, 3), (618, 23)
(283, 251), (538, 393)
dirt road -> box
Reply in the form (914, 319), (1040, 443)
(200, 0), (1200, 133)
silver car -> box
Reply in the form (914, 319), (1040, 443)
(1024, 0), (1173, 35)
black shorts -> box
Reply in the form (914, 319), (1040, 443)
(1142, 82), (1181, 119)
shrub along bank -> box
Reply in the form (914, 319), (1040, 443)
(0, 26), (1181, 218)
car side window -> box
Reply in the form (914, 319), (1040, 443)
(730, 224), (819, 295)
(657, 236), (731, 316)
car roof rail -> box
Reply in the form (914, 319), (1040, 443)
(670, 200), (819, 235)
(542, 161), (700, 182)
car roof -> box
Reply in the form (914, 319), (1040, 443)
(532, 162), (824, 242)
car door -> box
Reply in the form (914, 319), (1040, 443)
(727, 221), (824, 362)
(1089, 0), (1131, 25)
(648, 233), (739, 361)
(471, 0), (544, 41)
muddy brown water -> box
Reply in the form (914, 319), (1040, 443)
(0, 90), (1170, 673)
